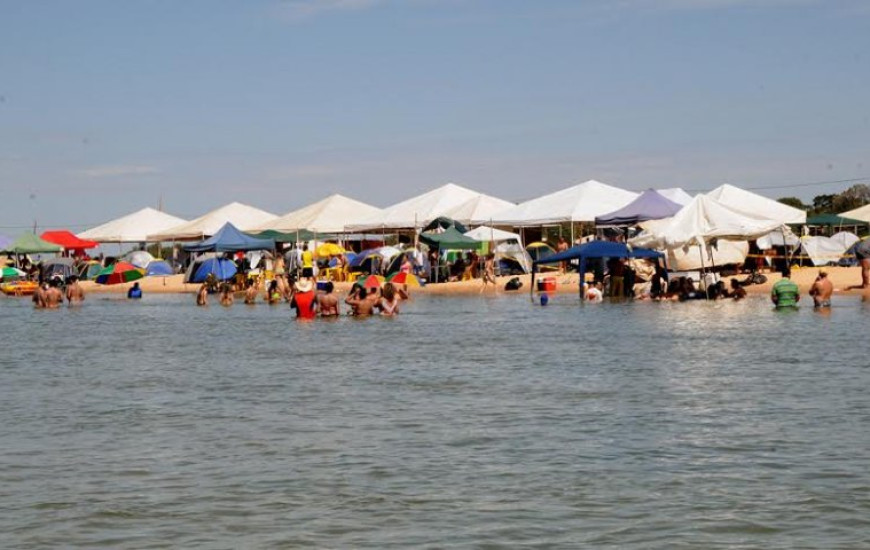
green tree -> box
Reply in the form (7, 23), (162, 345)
(833, 184), (870, 213)
(777, 197), (808, 210)
(811, 194), (836, 215)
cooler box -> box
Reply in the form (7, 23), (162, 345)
(316, 281), (329, 291)
(537, 277), (556, 292)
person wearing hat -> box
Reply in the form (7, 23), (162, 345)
(290, 277), (317, 320)
(809, 270), (833, 308)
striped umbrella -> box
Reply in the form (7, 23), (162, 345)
(357, 274), (385, 289)
(387, 272), (421, 287)
(95, 262), (144, 285)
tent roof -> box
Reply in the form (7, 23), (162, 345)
(656, 187), (694, 206)
(630, 194), (785, 249)
(464, 226), (521, 242)
(0, 234), (14, 250)
(184, 223), (275, 253)
(536, 240), (662, 265)
(149, 202), (276, 241)
(595, 189), (683, 226)
(707, 184), (806, 224)
(440, 194), (515, 225)
(255, 229), (333, 242)
(840, 203), (870, 223)
(255, 194), (382, 234)
(40, 230), (98, 250)
(78, 207), (188, 243)
(806, 213), (867, 227)
(489, 180), (639, 225)
(347, 183), (482, 230)
(419, 226), (483, 250)
(1, 232), (63, 254)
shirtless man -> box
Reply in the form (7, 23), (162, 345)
(196, 283), (209, 306)
(316, 282), (340, 317)
(244, 278), (258, 304)
(345, 286), (375, 316)
(44, 280), (63, 309)
(33, 283), (48, 309)
(219, 283), (234, 306)
(65, 275), (85, 306)
(809, 270), (834, 308)
(481, 253), (497, 291)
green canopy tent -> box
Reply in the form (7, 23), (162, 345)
(806, 213), (867, 228)
(0, 233), (63, 254)
(252, 229), (336, 243)
(419, 227), (483, 251)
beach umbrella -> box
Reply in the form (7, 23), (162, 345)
(145, 260), (174, 277)
(95, 262), (145, 285)
(315, 242), (344, 258)
(192, 257), (237, 283)
(387, 272), (421, 287)
(1, 266), (26, 278)
(357, 274), (385, 289)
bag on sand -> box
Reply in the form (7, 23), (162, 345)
(504, 277), (523, 291)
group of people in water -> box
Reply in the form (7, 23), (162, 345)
(31, 275), (84, 308)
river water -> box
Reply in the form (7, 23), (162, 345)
(1, 292), (869, 548)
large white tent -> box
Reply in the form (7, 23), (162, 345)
(441, 194), (515, 225)
(707, 184), (806, 224)
(463, 226), (522, 243)
(657, 187), (694, 206)
(489, 180), (638, 226)
(255, 194), (382, 234)
(148, 202), (277, 241)
(77, 207), (188, 243)
(346, 183), (482, 231)
(840, 203), (870, 223)
(631, 194), (785, 249)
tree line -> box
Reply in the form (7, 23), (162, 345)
(778, 184), (870, 216)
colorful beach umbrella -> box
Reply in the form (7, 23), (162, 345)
(95, 262), (144, 285)
(387, 272), (421, 287)
(1, 266), (26, 278)
(315, 242), (344, 258)
(357, 274), (385, 289)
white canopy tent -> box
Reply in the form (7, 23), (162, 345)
(441, 194), (515, 225)
(463, 226), (522, 242)
(489, 180), (639, 226)
(657, 187), (694, 206)
(346, 183), (482, 231)
(77, 207), (188, 243)
(632, 194), (786, 250)
(707, 184), (807, 224)
(254, 194), (382, 234)
(148, 202), (277, 241)
(463, 227), (532, 274)
(840, 203), (870, 223)
(800, 232), (861, 266)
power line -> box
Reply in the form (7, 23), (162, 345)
(685, 176), (870, 194)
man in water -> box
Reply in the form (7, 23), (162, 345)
(316, 281), (340, 317)
(65, 275), (85, 305)
(345, 285), (375, 316)
(219, 283), (234, 307)
(729, 278), (746, 301)
(244, 278), (258, 304)
(44, 280), (63, 309)
(771, 267), (800, 308)
(33, 283), (48, 309)
(301, 244), (314, 278)
(290, 277), (317, 320)
(127, 282), (142, 299)
(196, 283), (209, 306)
(585, 281), (604, 303)
(809, 270), (833, 308)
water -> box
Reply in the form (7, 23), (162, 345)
(1, 292), (869, 548)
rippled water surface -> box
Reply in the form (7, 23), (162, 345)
(2, 292), (870, 548)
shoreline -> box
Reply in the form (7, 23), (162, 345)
(73, 266), (870, 299)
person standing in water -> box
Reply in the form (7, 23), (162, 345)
(771, 267), (800, 309)
(65, 275), (85, 305)
(809, 270), (833, 308)
(196, 283), (209, 306)
(378, 282), (401, 316)
(244, 278), (258, 304)
(219, 283), (234, 306)
(316, 281), (340, 317)
(481, 253), (496, 290)
(290, 277), (317, 320)
(44, 280), (63, 309)
(127, 282), (143, 299)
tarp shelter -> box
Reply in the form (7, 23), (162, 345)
(631, 194), (785, 249)
(149, 202), (276, 241)
(595, 189), (683, 226)
(757, 229), (801, 249)
(1, 233), (63, 254)
(707, 184), (807, 224)
(346, 183), (482, 231)
(78, 207), (187, 243)
(40, 230), (98, 252)
(533, 240), (663, 295)
(801, 232), (861, 266)
(423, 217), (468, 234)
(490, 180), (639, 226)
(657, 188), (694, 206)
(665, 240), (749, 271)
(840, 203), (870, 223)
(806, 213), (867, 229)
(256, 229), (331, 243)
(464, 226), (522, 243)
(440, 194), (515, 225)
(184, 223), (275, 253)
(255, 194), (382, 234)
(418, 227), (483, 250)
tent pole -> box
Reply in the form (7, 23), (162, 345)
(699, 243), (708, 300)
(530, 264), (536, 303)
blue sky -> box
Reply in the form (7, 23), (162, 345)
(1, 0), (868, 231)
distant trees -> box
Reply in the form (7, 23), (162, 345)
(778, 184), (870, 216)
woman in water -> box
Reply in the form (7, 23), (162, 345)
(378, 282), (401, 316)
(266, 280), (282, 305)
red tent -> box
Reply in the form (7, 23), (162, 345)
(40, 230), (99, 251)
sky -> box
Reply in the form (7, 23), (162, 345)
(1, 0), (869, 232)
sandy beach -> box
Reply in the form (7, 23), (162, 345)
(78, 265), (870, 299)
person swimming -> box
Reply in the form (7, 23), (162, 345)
(127, 282), (142, 299)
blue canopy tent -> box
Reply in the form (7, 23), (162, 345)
(532, 240), (663, 299)
(595, 189), (683, 227)
(183, 222), (275, 253)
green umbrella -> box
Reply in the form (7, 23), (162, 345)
(1, 266), (26, 278)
